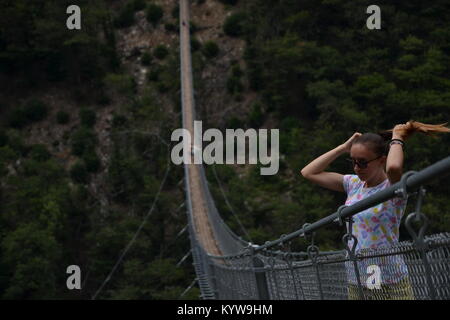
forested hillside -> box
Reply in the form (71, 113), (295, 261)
(1, 0), (449, 299)
(0, 0), (195, 299)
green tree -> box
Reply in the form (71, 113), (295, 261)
(202, 41), (219, 58)
(71, 128), (97, 156)
(146, 4), (164, 26)
(83, 150), (101, 173)
(153, 45), (169, 60)
(30, 144), (51, 162)
(70, 161), (90, 184)
(223, 12), (247, 37)
(1, 223), (62, 299)
(79, 108), (97, 128)
(114, 3), (135, 28)
(56, 110), (70, 124)
(9, 100), (48, 128)
(141, 52), (153, 66)
(103, 73), (136, 96)
(226, 75), (243, 94)
(219, 0), (238, 5)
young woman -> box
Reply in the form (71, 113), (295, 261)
(300, 121), (449, 300)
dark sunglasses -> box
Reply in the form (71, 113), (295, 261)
(346, 156), (382, 169)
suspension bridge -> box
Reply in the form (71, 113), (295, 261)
(178, 0), (450, 300)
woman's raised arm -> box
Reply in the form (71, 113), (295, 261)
(386, 124), (406, 184)
(301, 132), (362, 192)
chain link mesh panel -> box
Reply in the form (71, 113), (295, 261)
(203, 233), (450, 300)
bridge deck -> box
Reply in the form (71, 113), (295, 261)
(180, 0), (222, 257)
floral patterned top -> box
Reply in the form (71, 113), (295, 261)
(343, 174), (407, 250)
(343, 174), (409, 285)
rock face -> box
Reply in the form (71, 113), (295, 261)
(189, 1), (250, 127)
(115, 0), (251, 127)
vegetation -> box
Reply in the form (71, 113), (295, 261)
(153, 45), (169, 60)
(0, 0), (449, 300)
(70, 161), (90, 184)
(191, 38), (202, 52)
(141, 52), (153, 66)
(202, 41), (220, 58)
(114, 3), (136, 29)
(219, 0), (239, 5)
(164, 22), (177, 33)
(9, 100), (48, 128)
(103, 73), (136, 96)
(146, 4), (164, 26)
(56, 111), (70, 125)
(71, 127), (97, 157)
(0, 0), (119, 89)
(223, 12), (247, 37)
(83, 150), (101, 173)
(79, 108), (97, 128)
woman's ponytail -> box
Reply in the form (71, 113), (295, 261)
(352, 121), (449, 157)
(382, 120), (450, 140)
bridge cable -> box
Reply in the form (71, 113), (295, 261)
(179, 278), (198, 299)
(211, 164), (252, 242)
(91, 157), (172, 300)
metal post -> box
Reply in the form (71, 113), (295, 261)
(405, 186), (437, 300)
(307, 244), (324, 299)
(284, 253), (301, 300)
(253, 255), (270, 300)
(208, 261), (218, 299)
(343, 218), (366, 300)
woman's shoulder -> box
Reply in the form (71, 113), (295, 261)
(343, 174), (361, 184)
(343, 174), (362, 194)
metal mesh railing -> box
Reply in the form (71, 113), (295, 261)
(206, 233), (450, 300)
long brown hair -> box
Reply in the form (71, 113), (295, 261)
(352, 120), (450, 156)
(383, 120), (450, 140)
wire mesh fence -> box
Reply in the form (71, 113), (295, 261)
(206, 232), (450, 300)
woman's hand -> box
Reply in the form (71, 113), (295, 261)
(341, 132), (362, 153)
(392, 123), (409, 141)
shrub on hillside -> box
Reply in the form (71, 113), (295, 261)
(191, 38), (201, 52)
(9, 99), (48, 128)
(223, 12), (247, 37)
(70, 161), (90, 184)
(71, 128), (96, 156)
(131, 0), (146, 11)
(219, 0), (238, 5)
(83, 150), (101, 173)
(30, 144), (51, 162)
(79, 108), (96, 128)
(202, 41), (219, 58)
(146, 4), (164, 26)
(114, 3), (135, 28)
(153, 45), (169, 60)
(226, 76), (243, 94)
(141, 52), (152, 66)
(164, 23), (177, 33)
(56, 110), (70, 124)
(103, 73), (136, 95)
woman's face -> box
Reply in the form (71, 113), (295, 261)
(350, 143), (385, 182)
